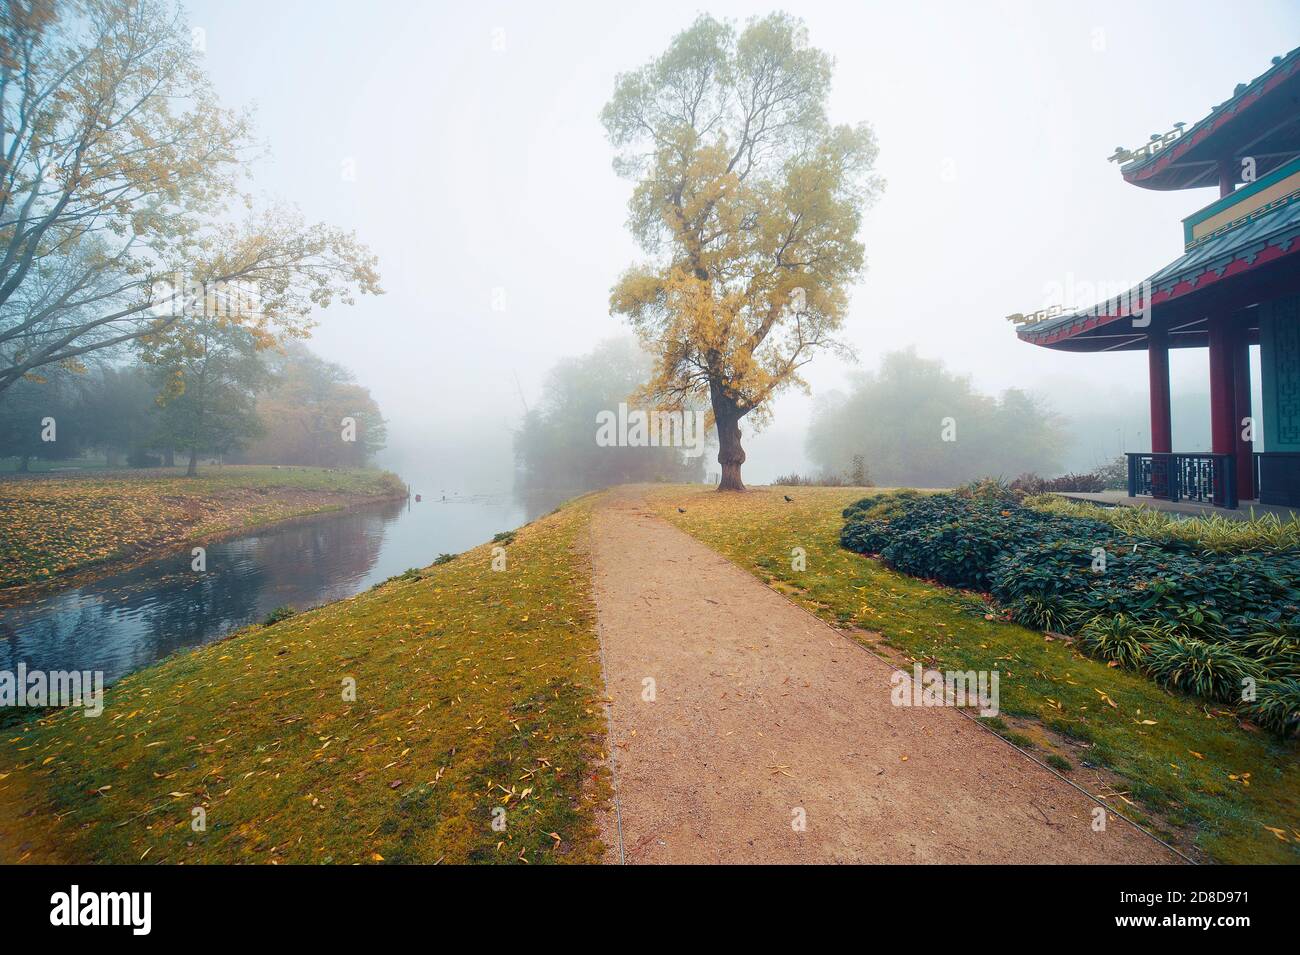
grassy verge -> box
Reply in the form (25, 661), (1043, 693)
(0, 465), (407, 590)
(649, 484), (1300, 865)
(0, 495), (608, 864)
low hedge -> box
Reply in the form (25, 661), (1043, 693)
(839, 491), (1300, 735)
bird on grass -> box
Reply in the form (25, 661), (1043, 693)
(783, 495), (794, 502)
(677, 507), (686, 513)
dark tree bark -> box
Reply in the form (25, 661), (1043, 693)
(186, 447), (199, 477)
(710, 381), (747, 491)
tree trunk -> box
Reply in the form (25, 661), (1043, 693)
(186, 447), (198, 477)
(711, 384), (747, 491)
(164, 447), (175, 467)
(18, 454), (30, 473)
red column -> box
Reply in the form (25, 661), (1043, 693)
(1218, 159), (1236, 198)
(1207, 314), (1238, 506)
(1208, 316), (1237, 453)
(1148, 329), (1172, 453)
(1231, 324), (1255, 499)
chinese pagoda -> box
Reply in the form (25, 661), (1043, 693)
(1014, 47), (1300, 510)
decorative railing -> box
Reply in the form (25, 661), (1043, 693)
(1126, 452), (1237, 509)
(1254, 451), (1300, 507)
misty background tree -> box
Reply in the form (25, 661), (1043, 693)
(602, 12), (882, 490)
(0, 0), (381, 399)
(0, 365), (82, 469)
(0, 342), (387, 471)
(805, 349), (1068, 486)
(75, 364), (158, 467)
(232, 343), (387, 467)
(514, 338), (706, 492)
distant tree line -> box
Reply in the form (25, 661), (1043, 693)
(514, 339), (707, 492)
(0, 342), (384, 473)
(806, 349), (1066, 487)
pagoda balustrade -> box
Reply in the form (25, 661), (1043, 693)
(1126, 452), (1238, 509)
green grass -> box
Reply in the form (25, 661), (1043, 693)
(0, 465), (407, 589)
(650, 484), (1300, 864)
(0, 456), (112, 473)
(1044, 753), (1074, 773)
(0, 496), (608, 864)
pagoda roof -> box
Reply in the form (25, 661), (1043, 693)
(1115, 46), (1300, 191)
(1016, 198), (1300, 352)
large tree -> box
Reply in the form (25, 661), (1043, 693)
(602, 12), (881, 490)
(0, 0), (380, 396)
(140, 312), (267, 475)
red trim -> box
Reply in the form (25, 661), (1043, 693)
(1016, 238), (1300, 348)
(1121, 57), (1298, 190)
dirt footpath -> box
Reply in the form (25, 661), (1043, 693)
(589, 491), (1180, 864)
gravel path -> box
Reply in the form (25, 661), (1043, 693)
(590, 490), (1180, 864)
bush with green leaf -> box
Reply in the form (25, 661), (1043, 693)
(1144, 635), (1262, 703)
(1076, 614), (1152, 669)
(838, 489), (1300, 733)
(1240, 678), (1300, 737)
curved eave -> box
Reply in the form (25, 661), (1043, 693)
(1017, 201), (1300, 352)
(1119, 47), (1300, 191)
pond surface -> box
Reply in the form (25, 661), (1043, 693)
(0, 487), (572, 685)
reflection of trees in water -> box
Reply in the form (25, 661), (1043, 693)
(0, 559), (267, 683)
(0, 596), (113, 675)
(252, 500), (402, 605)
(136, 563), (264, 668)
(0, 498), (407, 683)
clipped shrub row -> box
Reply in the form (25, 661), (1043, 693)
(839, 490), (1300, 735)
(1011, 471), (1106, 494)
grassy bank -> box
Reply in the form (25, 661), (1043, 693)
(0, 465), (407, 590)
(650, 485), (1300, 865)
(0, 495), (608, 864)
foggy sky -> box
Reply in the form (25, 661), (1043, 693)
(187, 0), (1300, 485)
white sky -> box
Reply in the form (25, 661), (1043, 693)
(188, 0), (1300, 485)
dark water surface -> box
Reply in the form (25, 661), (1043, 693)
(0, 489), (571, 685)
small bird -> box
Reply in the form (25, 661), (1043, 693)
(783, 495), (793, 502)
(677, 507), (686, 513)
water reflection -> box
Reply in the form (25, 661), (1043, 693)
(0, 488), (573, 684)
